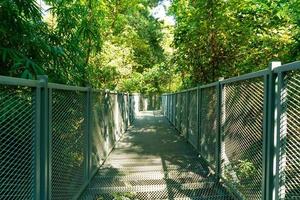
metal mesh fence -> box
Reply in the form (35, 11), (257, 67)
(200, 86), (218, 169)
(188, 89), (198, 149)
(221, 78), (264, 200)
(123, 94), (129, 130)
(162, 75), (272, 200)
(0, 76), (135, 200)
(170, 95), (173, 124)
(91, 91), (107, 173)
(117, 93), (123, 135)
(175, 93), (182, 131)
(169, 95), (172, 121)
(279, 71), (300, 199)
(162, 95), (167, 116)
(91, 92), (133, 175)
(129, 95), (135, 121)
(166, 95), (169, 119)
(0, 85), (36, 199)
(2, 62), (300, 200)
(167, 95), (170, 119)
(50, 89), (87, 200)
(169, 95), (172, 123)
(107, 93), (118, 150)
(139, 94), (161, 111)
(173, 95), (177, 125)
(171, 94), (176, 125)
(181, 92), (188, 138)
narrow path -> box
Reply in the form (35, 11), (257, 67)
(80, 111), (234, 200)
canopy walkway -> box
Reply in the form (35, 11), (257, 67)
(0, 61), (300, 200)
(80, 111), (234, 199)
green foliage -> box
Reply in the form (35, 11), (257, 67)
(112, 192), (137, 200)
(235, 159), (257, 180)
(120, 72), (145, 92)
(0, 0), (169, 93)
(3, 0), (299, 92)
(0, 0), (48, 78)
(170, 0), (300, 88)
(96, 192), (137, 200)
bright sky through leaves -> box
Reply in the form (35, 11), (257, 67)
(151, 0), (175, 25)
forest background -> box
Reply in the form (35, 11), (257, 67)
(1, 0), (300, 93)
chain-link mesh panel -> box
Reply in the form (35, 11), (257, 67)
(129, 95), (135, 122)
(117, 93), (124, 135)
(279, 71), (300, 199)
(170, 95), (173, 125)
(0, 85), (36, 199)
(172, 94), (176, 125)
(162, 95), (166, 116)
(175, 93), (182, 131)
(170, 95), (172, 122)
(51, 89), (87, 200)
(188, 90), (198, 149)
(91, 92), (131, 175)
(200, 86), (218, 169)
(169, 95), (171, 120)
(181, 92), (188, 138)
(113, 94), (121, 140)
(167, 95), (171, 120)
(123, 94), (130, 129)
(167, 95), (170, 119)
(221, 78), (264, 200)
(140, 94), (161, 111)
(106, 94), (118, 151)
(91, 91), (107, 173)
(170, 94), (173, 124)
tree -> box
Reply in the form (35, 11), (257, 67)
(170, 0), (299, 88)
(0, 0), (170, 93)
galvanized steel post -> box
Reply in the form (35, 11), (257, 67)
(262, 72), (269, 200)
(174, 94), (177, 128)
(276, 70), (287, 200)
(186, 91), (190, 141)
(35, 80), (41, 200)
(85, 87), (92, 182)
(37, 75), (49, 200)
(196, 85), (201, 152)
(216, 78), (224, 178)
(265, 61), (281, 200)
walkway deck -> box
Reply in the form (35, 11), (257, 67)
(80, 111), (235, 200)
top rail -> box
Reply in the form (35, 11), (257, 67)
(200, 81), (218, 89)
(0, 75), (131, 95)
(220, 69), (268, 85)
(163, 61), (300, 95)
(48, 83), (89, 92)
(273, 61), (300, 73)
(0, 75), (40, 87)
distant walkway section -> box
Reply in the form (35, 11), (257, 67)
(80, 111), (235, 200)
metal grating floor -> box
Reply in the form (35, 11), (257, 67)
(80, 111), (236, 200)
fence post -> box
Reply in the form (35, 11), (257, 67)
(35, 81), (41, 200)
(197, 85), (201, 152)
(276, 70), (288, 200)
(129, 94), (133, 123)
(174, 93), (177, 127)
(265, 61), (282, 200)
(167, 95), (169, 119)
(37, 75), (49, 200)
(186, 91), (190, 141)
(216, 78), (224, 178)
(85, 87), (92, 183)
(173, 94), (175, 125)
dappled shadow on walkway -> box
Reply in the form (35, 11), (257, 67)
(80, 111), (235, 200)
